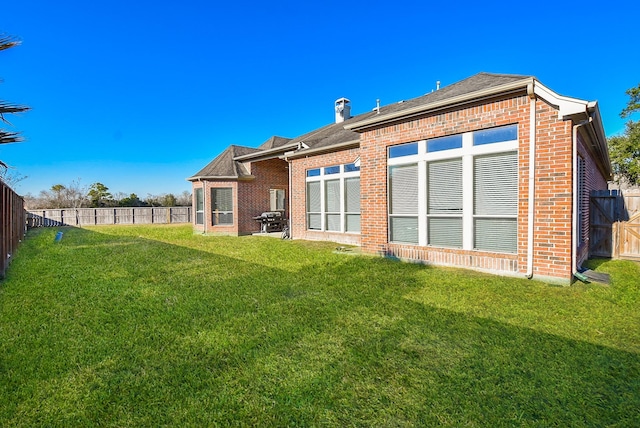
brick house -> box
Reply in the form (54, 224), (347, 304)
(188, 72), (611, 284)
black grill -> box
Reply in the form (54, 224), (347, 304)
(253, 211), (285, 233)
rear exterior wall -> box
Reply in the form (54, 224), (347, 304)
(191, 158), (289, 236)
(355, 93), (577, 282)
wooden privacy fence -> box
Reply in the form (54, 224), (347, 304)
(1, 179), (26, 279)
(590, 190), (640, 261)
(27, 207), (192, 228)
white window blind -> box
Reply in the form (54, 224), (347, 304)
(389, 164), (419, 243)
(345, 177), (360, 233)
(474, 152), (517, 252)
(428, 158), (462, 248)
(307, 181), (321, 230)
(212, 188), (233, 225)
(325, 179), (340, 231)
(390, 164), (418, 214)
(474, 152), (518, 216)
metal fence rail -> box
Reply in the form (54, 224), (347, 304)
(27, 207), (192, 227)
(1, 179), (26, 278)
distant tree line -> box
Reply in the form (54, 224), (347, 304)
(24, 181), (192, 209)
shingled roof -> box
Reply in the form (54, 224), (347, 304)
(188, 72), (534, 177)
(188, 145), (259, 180)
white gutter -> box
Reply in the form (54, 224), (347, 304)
(233, 142), (301, 161)
(572, 119), (591, 277)
(283, 140), (360, 159)
(526, 83), (536, 279)
(283, 152), (293, 239)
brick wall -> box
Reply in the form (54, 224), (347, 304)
(191, 158), (288, 236)
(352, 93), (582, 282)
(576, 132), (609, 265)
(237, 158), (289, 235)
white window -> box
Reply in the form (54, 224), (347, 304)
(306, 163), (360, 233)
(195, 188), (204, 225)
(270, 189), (285, 211)
(345, 177), (361, 233)
(387, 125), (518, 253)
(428, 158), (463, 248)
(211, 187), (233, 225)
(307, 181), (321, 230)
(389, 164), (419, 244)
(473, 152), (518, 253)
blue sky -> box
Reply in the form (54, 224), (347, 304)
(1, 0), (637, 197)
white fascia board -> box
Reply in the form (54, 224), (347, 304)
(284, 140), (360, 159)
(187, 175), (254, 181)
(532, 81), (589, 119)
(233, 142), (301, 161)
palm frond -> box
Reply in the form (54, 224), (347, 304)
(0, 130), (24, 144)
(0, 34), (20, 51)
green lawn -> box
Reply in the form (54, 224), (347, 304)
(1, 225), (638, 426)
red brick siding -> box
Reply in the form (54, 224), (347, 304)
(353, 94), (580, 281)
(190, 180), (239, 235)
(576, 132), (609, 265)
(237, 159), (289, 235)
(191, 158), (288, 236)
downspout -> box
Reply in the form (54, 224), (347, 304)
(198, 178), (206, 234)
(284, 153), (293, 239)
(572, 118), (591, 278)
(526, 83), (536, 279)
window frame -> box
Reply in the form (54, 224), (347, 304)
(305, 164), (360, 233)
(387, 125), (519, 253)
(270, 188), (286, 212)
(211, 187), (233, 226)
(195, 188), (204, 225)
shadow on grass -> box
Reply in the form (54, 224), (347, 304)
(1, 226), (638, 426)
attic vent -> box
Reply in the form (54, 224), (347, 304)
(335, 98), (351, 123)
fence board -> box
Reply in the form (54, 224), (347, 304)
(1, 179), (26, 278)
(27, 207), (191, 228)
(590, 190), (640, 261)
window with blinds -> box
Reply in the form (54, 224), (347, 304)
(428, 158), (462, 248)
(195, 188), (204, 225)
(211, 187), (233, 225)
(389, 163), (419, 244)
(345, 177), (360, 233)
(307, 181), (321, 230)
(473, 152), (518, 253)
(386, 124), (519, 252)
(325, 179), (341, 231)
(305, 163), (360, 233)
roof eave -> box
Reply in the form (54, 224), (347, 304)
(187, 175), (255, 182)
(233, 142), (300, 161)
(283, 140), (360, 160)
(344, 77), (535, 132)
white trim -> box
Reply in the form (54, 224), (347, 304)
(532, 81), (589, 119)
